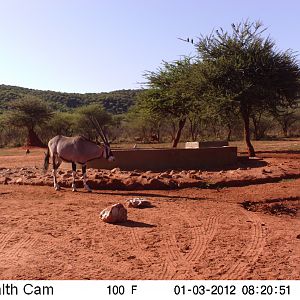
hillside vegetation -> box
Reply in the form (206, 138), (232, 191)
(0, 84), (139, 114)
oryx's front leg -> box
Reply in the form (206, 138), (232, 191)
(71, 162), (77, 192)
(52, 156), (62, 191)
(82, 164), (92, 192)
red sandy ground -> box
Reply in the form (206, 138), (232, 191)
(0, 148), (299, 280)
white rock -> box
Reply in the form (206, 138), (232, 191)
(111, 168), (121, 173)
(127, 198), (152, 208)
(16, 178), (23, 184)
(100, 203), (127, 223)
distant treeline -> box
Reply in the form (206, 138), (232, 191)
(0, 84), (140, 114)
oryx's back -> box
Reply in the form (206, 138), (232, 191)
(48, 135), (101, 163)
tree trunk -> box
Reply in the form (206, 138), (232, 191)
(241, 106), (256, 157)
(188, 117), (196, 141)
(282, 122), (288, 138)
(26, 128), (45, 147)
(251, 117), (259, 140)
(226, 124), (232, 142)
(172, 118), (186, 148)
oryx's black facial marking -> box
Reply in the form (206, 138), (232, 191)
(105, 145), (110, 158)
(72, 162), (76, 172)
(103, 144), (114, 161)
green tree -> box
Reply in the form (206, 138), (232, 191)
(271, 106), (300, 137)
(143, 57), (204, 147)
(187, 111), (204, 141)
(195, 20), (300, 156)
(73, 104), (113, 142)
(3, 96), (53, 147)
(41, 112), (75, 141)
(108, 114), (126, 142)
(125, 103), (165, 143)
(250, 108), (273, 140)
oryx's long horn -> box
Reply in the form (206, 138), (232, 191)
(89, 117), (106, 143)
(90, 117), (109, 144)
(95, 119), (109, 144)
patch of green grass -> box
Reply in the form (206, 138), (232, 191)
(280, 178), (297, 183)
(230, 138), (300, 153)
(0, 149), (21, 156)
(0, 147), (44, 156)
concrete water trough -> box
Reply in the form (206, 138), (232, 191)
(87, 146), (237, 171)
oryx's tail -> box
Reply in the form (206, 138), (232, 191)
(43, 147), (50, 173)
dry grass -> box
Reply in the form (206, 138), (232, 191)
(0, 138), (299, 157)
(113, 138), (300, 153)
(229, 138), (300, 153)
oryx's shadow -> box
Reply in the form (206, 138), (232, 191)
(114, 220), (157, 228)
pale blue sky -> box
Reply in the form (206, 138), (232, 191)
(0, 0), (299, 93)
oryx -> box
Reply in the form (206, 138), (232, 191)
(43, 123), (114, 192)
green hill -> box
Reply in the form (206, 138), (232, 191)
(0, 84), (140, 114)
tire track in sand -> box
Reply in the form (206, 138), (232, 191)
(10, 237), (38, 258)
(129, 228), (152, 264)
(162, 234), (184, 279)
(168, 216), (219, 263)
(130, 224), (182, 280)
(0, 232), (15, 252)
(157, 259), (178, 280)
(1, 235), (38, 261)
(129, 228), (176, 279)
(220, 211), (266, 280)
(129, 211), (220, 279)
(164, 214), (219, 279)
(186, 216), (219, 263)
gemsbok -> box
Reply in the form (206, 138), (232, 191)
(43, 121), (114, 192)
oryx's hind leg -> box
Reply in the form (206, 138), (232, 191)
(52, 155), (62, 191)
(71, 162), (77, 192)
(82, 164), (92, 192)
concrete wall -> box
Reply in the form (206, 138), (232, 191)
(87, 147), (237, 171)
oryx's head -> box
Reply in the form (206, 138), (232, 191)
(103, 142), (115, 162)
(91, 117), (115, 162)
